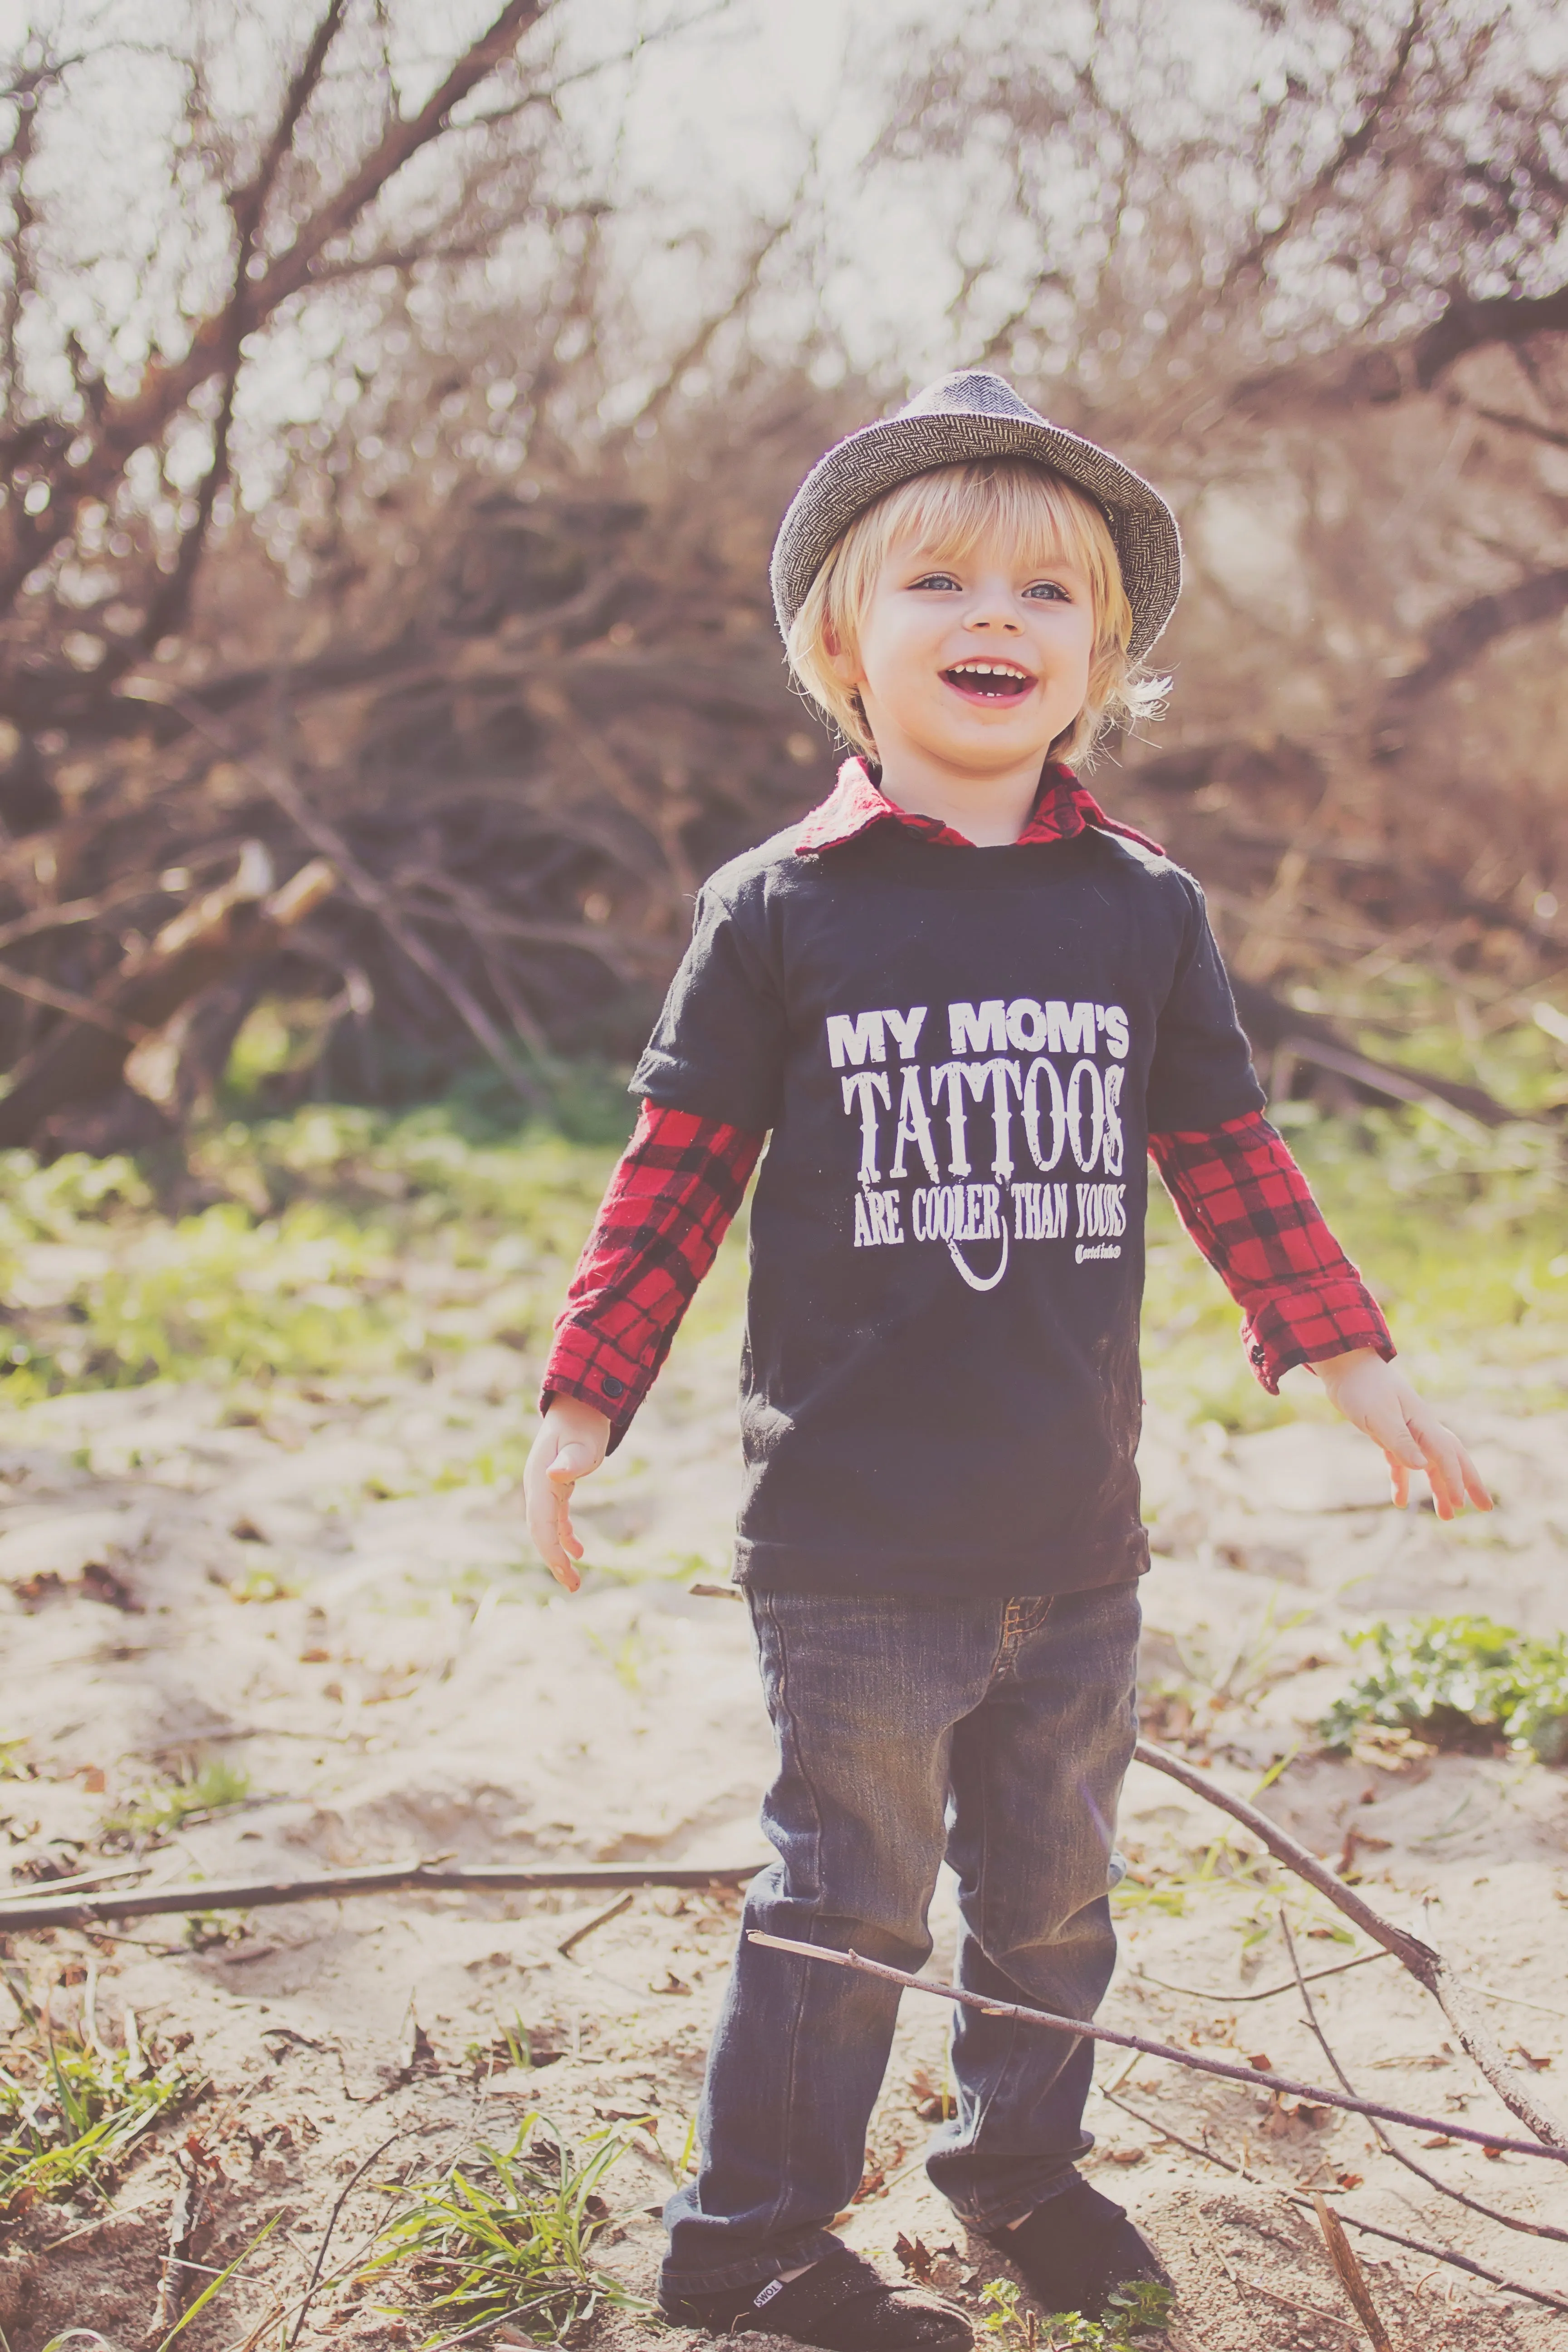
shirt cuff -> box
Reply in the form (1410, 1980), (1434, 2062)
(1241, 1279), (1395, 1395)
(539, 1320), (651, 1447)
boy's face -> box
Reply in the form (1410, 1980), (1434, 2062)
(829, 524), (1097, 780)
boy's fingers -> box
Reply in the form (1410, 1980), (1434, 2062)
(533, 1519), (579, 1588)
(1460, 1450), (1494, 1511)
(1419, 1422), (1492, 1515)
(1360, 1401), (1425, 1471)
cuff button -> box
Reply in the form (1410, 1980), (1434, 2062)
(600, 1374), (627, 1399)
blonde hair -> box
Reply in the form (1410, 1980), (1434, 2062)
(785, 458), (1166, 766)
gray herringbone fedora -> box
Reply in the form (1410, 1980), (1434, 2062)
(771, 370), (1181, 662)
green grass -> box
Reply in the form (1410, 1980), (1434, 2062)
(980, 2274), (1173, 2347)
(359, 2114), (648, 2344)
(102, 1758), (252, 1847)
(1320, 1615), (1568, 1762)
(0, 1019), (1558, 1435)
(0, 1975), (193, 2217)
(0, 1101), (624, 1404)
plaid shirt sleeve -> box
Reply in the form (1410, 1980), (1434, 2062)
(1149, 1111), (1394, 1394)
(540, 1101), (763, 1441)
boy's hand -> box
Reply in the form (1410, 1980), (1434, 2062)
(524, 1397), (612, 1591)
(1312, 1349), (1491, 1519)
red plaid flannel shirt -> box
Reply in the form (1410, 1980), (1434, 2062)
(543, 765), (1392, 1434)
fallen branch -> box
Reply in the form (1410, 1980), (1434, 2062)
(0, 1860), (151, 1901)
(130, 687), (548, 1102)
(0, 845), (337, 1149)
(1099, 2086), (1568, 2314)
(1133, 1739), (1568, 2152)
(744, 1932), (1568, 2166)
(0, 956), (145, 1039)
(0, 1856), (763, 1932)
(557, 1889), (634, 1960)
(1279, 1912), (1568, 2248)
(1311, 2192), (1395, 2352)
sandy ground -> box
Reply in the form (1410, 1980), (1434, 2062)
(2, 1310), (1567, 2350)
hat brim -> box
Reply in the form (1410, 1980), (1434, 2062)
(770, 410), (1181, 664)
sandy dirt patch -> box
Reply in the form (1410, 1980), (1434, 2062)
(2, 1317), (1566, 2348)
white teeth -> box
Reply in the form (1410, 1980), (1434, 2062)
(949, 661), (1029, 679)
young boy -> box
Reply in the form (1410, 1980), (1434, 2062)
(523, 372), (1490, 2351)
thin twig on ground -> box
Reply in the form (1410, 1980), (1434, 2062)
(150, 2160), (207, 2338)
(1131, 1949), (1394, 2004)
(1134, 1738), (1568, 2151)
(0, 1856), (762, 1930)
(1312, 2191), (1395, 2352)
(1235, 2268), (1363, 2341)
(285, 2130), (402, 2348)
(745, 1931), (1568, 2165)
(1279, 1911), (1568, 2246)
(557, 1890), (635, 1959)
(1098, 2086), (1568, 2313)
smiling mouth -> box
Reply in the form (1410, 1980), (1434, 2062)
(941, 660), (1034, 702)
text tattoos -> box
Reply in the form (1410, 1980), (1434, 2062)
(828, 998), (1131, 1288)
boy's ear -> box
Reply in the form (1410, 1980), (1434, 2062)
(821, 616), (862, 686)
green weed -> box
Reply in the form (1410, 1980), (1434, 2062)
(1111, 1827), (1285, 1925)
(980, 2274), (1172, 2347)
(227, 1563), (301, 1603)
(0, 1982), (192, 2216)
(1320, 1615), (1568, 1762)
(103, 1758), (252, 1846)
(360, 2114), (647, 2344)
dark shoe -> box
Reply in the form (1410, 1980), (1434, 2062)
(658, 2248), (973, 2347)
(985, 2178), (1171, 2323)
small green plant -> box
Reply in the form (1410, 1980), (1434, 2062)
(0, 1989), (193, 2215)
(360, 2114), (648, 2343)
(103, 1758), (252, 1845)
(980, 2276), (1173, 2349)
(227, 1563), (301, 1603)
(1320, 1616), (1568, 1762)
(181, 1910), (250, 1951)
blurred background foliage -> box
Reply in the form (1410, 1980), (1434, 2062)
(0, 0), (1564, 1415)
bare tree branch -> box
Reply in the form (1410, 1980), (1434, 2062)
(1214, 1), (1426, 304)
(1384, 565), (1568, 707)
(0, 0), (555, 612)
(1415, 285), (1568, 389)
(228, 0), (350, 262)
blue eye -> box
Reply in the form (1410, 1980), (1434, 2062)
(911, 573), (960, 591)
(1025, 580), (1070, 601)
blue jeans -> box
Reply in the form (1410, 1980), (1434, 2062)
(663, 1583), (1141, 2293)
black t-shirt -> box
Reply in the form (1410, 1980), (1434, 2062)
(632, 819), (1265, 1596)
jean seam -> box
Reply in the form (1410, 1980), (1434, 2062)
(759, 1590), (827, 2248)
(948, 1589), (1097, 2229)
(968, 1676), (1017, 2161)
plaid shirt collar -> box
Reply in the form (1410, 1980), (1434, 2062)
(794, 757), (1163, 856)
